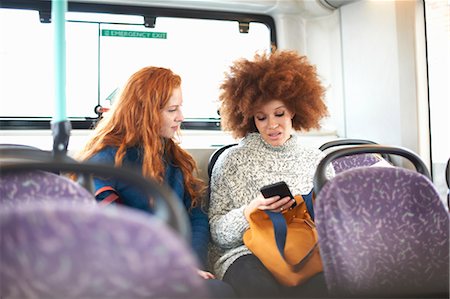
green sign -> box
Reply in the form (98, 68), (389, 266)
(102, 29), (167, 39)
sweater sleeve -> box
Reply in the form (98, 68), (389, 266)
(208, 152), (249, 249)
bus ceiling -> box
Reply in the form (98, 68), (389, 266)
(64, 0), (359, 15)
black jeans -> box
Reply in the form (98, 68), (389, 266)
(223, 254), (328, 298)
(205, 278), (237, 298)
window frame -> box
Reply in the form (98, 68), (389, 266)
(0, 0), (277, 130)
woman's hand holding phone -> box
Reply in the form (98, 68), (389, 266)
(260, 181), (297, 212)
(244, 194), (293, 220)
(244, 181), (297, 220)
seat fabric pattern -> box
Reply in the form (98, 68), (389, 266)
(0, 170), (95, 206)
(331, 153), (381, 174)
(315, 167), (449, 297)
(0, 204), (208, 299)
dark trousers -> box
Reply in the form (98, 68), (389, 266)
(223, 254), (328, 298)
(205, 278), (237, 298)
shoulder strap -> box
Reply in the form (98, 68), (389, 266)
(303, 189), (315, 220)
(95, 186), (122, 206)
(264, 190), (318, 272)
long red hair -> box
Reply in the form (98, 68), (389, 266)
(76, 66), (205, 207)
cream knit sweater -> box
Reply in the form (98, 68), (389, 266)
(208, 132), (335, 279)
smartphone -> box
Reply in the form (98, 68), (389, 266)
(260, 181), (297, 208)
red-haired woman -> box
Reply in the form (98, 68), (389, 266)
(77, 66), (235, 298)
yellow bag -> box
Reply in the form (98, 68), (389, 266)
(243, 193), (323, 286)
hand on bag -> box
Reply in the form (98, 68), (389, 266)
(197, 269), (216, 280)
(244, 193), (295, 220)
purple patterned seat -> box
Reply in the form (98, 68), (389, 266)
(0, 170), (96, 207)
(319, 139), (392, 174)
(331, 153), (382, 174)
(315, 167), (449, 297)
(0, 203), (209, 299)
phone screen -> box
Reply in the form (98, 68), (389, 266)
(260, 181), (297, 208)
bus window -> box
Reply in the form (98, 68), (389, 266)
(425, 0), (450, 201)
(98, 19), (272, 120)
(0, 4), (273, 129)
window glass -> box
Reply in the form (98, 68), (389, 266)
(424, 0), (450, 201)
(0, 8), (271, 121)
(0, 9), (54, 117)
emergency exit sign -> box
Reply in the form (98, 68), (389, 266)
(102, 30), (167, 39)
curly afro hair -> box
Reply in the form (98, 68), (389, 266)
(219, 50), (329, 139)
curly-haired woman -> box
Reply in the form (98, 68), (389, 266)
(76, 66), (235, 298)
(208, 50), (335, 298)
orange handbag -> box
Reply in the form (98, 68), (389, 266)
(243, 192), (323, 286)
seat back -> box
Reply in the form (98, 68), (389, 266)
(319, 138), (379, 152)
(0, 146), (94, 191)
(330, 153), (381, 173)
(0, 146), (95, 207)
(207, 143), (238, 179)
(314, 146), (449, 297)
(0, 203), (208, 299)
(0, 170), (96, 207)
(319, 139), (392, 174)
(0, 159), (190, 240)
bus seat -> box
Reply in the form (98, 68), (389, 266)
(319, 138), (380, 152)
(327, 154), (381, 174)
(0, 170), (96, 207)
(0, 160), (192, 240)
(313, 145), (449, 297)
(207, 143), (238, 179)
(319, 139), (393, 174)
(0, 203), (208, 299)
(0, 146), (94, 192)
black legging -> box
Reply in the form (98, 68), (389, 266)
(223, 254), (328, 298)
